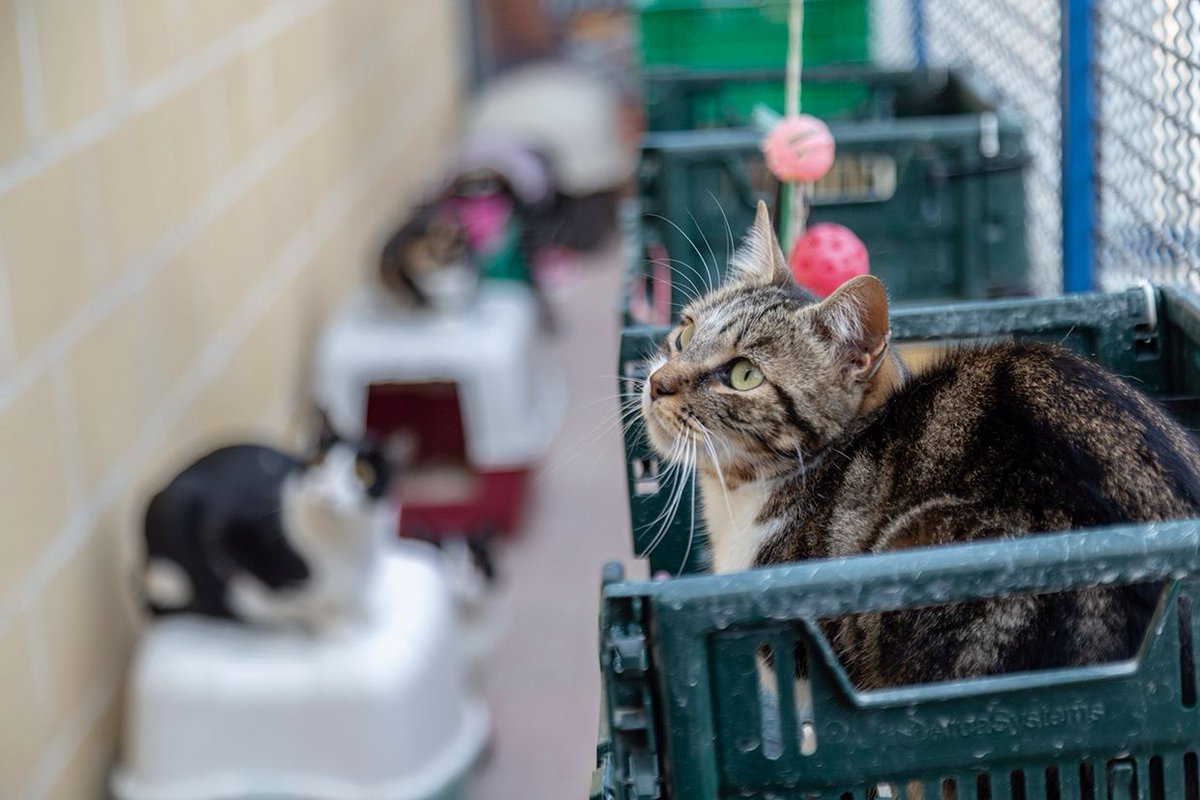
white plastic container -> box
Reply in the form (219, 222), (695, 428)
(111, 545), (488, 800)
(313, 283), (563, 467)
(312, 282), (565, 540)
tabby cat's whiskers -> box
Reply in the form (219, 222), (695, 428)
(648, 213), (719, 293)
(639, 435), (696, 560)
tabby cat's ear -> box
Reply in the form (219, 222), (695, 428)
(728, 200), (791, 285)
(816, 275), (891, 382)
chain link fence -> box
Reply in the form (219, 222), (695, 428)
(556, 1), (1200, 295)
(921, 0), (1063, 296)
(869, 0), (918, 70)
(887, 0), (1200, 294)
(1094, 1), (1200, 292)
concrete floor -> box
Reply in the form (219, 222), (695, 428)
(469, 241), (644, 799)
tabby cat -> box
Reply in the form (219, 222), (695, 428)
(640, 201), (1200, 690)
(378, 203), (475, 311)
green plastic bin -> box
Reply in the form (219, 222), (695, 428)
(642, 67), (872, 131)
(628, 69), (1031, 322)
(634, 0), (868, 72)
(593, 285), (1200, 798)
(634, 0), (871, 129)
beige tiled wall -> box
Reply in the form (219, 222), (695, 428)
(0, 2), (463, 796)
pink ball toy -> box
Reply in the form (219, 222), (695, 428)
(789, 223), (869, 297)
(762, 114), (836, 183)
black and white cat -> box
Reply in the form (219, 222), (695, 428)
(140, 420), (404, 631)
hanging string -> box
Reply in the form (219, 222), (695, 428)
(785, 0), (802, 117)
(783, 0), (810, 248)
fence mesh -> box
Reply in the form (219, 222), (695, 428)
(922, 0), (1063, 295)
(1094, 1), (1200, 292)
(870, 0), (918, 69)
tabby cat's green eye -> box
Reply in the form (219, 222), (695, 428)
(728, 358), (764, 390)
(676, 323), (695, 351)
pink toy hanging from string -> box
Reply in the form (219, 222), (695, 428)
(760, 0), (868, 296)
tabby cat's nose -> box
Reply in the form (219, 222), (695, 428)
(649, 372), (677, 401)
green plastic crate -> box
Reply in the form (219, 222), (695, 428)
(635, 0), (871, 129)
(593, 286), (1200, 798)
(634, 0), (868, 73)
(629, 70), (1031, 321)
(648, 68), (873, 130)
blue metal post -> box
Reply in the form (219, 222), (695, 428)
(911, 0), (927, 68)
(1061, 0), (1095, 293)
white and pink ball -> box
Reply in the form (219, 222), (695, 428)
(762, 114), (836, 183)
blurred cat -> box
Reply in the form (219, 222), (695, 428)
(377, 203), (477, 312)
(141, 416), (408, 632)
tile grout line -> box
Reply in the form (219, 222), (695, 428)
(49, 364), (89, 519)
(74, 152), (110, 282)
(0, 0), (332, 196)
(199, 67), (233, 185)
(21, 660), (124, 800)
(0, 7), (446, 638)
(0, 0), (433, 418)
(164, 0), (191, 60)
(13, 0), (46, 143)
(0, 239), (17, 374)
(100, 0), (131, 102)
(22, 603), (54, 780)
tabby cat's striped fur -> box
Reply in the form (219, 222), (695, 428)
(640, 202), (1200, 689)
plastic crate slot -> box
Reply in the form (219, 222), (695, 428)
(631, 458), (660, 495)
(794, 639), (817, 756)
(621, 369), (645, 402)
(905, 778), (958, 799)
(1009, 768), (1027, 799)
(976, 773), (992, 799)
(622, 360), (648, 382)
(798, 721), (817, 756)
(1181, 593), (1197, 708)
(1045, 765), (1061, 800)
(758, 643), (783, 761)
(1134, 333), (1162, 360)
(1185, 752), (1199, 800)
(612, 707), (647, 732)
(810, 153), (898, 205)
(1080, 760), (1097, 800)
(626, 752), (659, 798)
(1149, 755), (1165, 800)
(1105, 758), (1136, 798)
(609, 632), (648, 676)
(626, 241), (674, 328)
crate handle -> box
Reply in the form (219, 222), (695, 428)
(1138, 280), (1159, 336)
(793, 579), (1187, 711)
(980, 111), (1000, 158)
(929, 152), (1032, 180)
